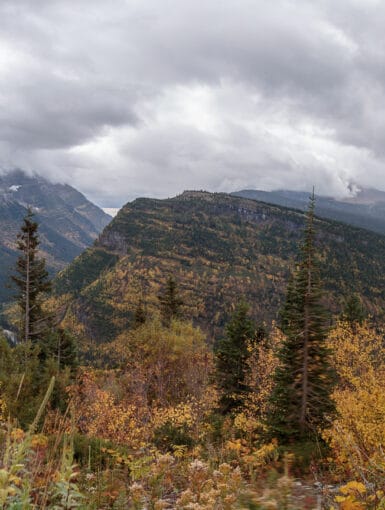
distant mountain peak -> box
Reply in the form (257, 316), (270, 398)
(233, 186), (385, 235)
(179, 190), (215, 199)
(340, 186), (385, 205)
(0, 169), (112, 308)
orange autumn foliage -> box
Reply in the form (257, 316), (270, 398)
(69, 319), (217, 448)
(70, 370), (148, 447)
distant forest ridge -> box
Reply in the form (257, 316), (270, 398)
(53, 190), (385, 344)
(232, 187), (385, 235)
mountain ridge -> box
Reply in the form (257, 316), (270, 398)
(54, 190), (385, 345)
(0, 170), (111, 308)
(232, 187), (385, 235)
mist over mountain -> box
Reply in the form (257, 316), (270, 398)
(0, 170), (111, 307)
(232, 187), (385, 235)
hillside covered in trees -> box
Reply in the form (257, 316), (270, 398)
(54, 190), (385, 345)
(0, 192), (384, 508)
(0, 170), (111, 308)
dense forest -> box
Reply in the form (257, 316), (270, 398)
(0, 193), (384, 509)
(52, 192), (385, 347)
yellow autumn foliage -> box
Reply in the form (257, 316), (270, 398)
(104, 318), (213, 406)
(151, 386), (218, 441)
(68, 319), (218, 448)
(328, 320), (385, 390)
(0, 388), (7, 423)
(70, 371), (148, 447)
(244, 325), (282, 420)
(325, 321), (385, 483)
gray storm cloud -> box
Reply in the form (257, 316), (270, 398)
(0, 0), (384, 206)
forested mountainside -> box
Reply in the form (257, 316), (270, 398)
(3, 190), (385, 507)
(0, 170), (111, 306)
(54, 190), (385, 344)
(233, 187), (385, 235)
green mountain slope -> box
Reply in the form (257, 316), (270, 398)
(55, 191), (385, 344)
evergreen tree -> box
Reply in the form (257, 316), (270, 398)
(11, 208), (51, 343)
(43, 328), (78, 370)
(341, 293), (367, 328)
(134, 298), (147, 327)
(215, 301), (261, 414)
(158, 276), (183, 326)
(269, 192), (335, 440)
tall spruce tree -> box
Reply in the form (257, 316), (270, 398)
(215, 301), (263, 414)
(134, 297), (147, 327)
(268, 192), (335, 440)
(43, 328), (78, 370)
(11, 208), (51, 343)
(158, 276), (183, 326)
(341, 293), (367, 328)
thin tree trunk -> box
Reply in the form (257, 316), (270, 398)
(300, 286), (310, 433)
(25, 231), (31, 342)
(300, 244), (313, 433)
(58, 334), (61, 370)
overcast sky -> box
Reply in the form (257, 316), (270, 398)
(1, 0), (385, 206)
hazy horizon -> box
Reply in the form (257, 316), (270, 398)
(3, 166), (385, 210)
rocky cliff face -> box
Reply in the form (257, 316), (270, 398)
(0, 169), (112, 307)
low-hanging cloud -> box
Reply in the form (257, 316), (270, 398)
(1, 0), (385, 206)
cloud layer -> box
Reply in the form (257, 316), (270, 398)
(1, 0), (385, 206)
